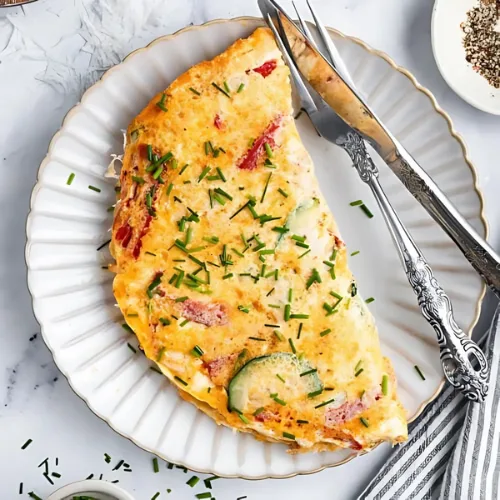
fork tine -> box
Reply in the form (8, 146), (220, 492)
(292, 1), (316, 44)
(264, 12), (318, 116)
(305, 0), (354, 87)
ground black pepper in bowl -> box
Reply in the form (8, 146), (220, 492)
(461, 0), (500, 88)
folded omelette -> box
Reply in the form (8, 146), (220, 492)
(110, 27), (408, 453)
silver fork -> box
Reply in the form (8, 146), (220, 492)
(259, 0), (489, 402)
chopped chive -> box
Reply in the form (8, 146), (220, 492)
(249, 337), (266, 342)
(179, 164), (189, 175)
(28, 493), (43, 500)
(272, 396), (287, 406)
(276, 374), (286, 383)
(146, 144), (153, 161)
(238, 413), (250, 424)
(381, 374), (389, 395)
(175, 376), (188, 386)
(355, 368), (364, 377)
(350, 200), (363, 206)
(122, 323), (133, 334)
(265, 324), (280, 328)
(260, 172), (272, 203)
(297, 419), (309, 424)
(288, 288), (293, 302)
(272, 226), (289, 234)
(259, 249), (275, 255)
(175, 296), (188, 303)
(323, 260), (334, 268)
(283, 432), (295, 440)
(187, 475), (200, 488)
(191, 345), (204, 358)
(88, 185), (101, 193)
(198, 166), (211, 183)
(288, 338), (297, 354)
(157, 347), (165, 362)
(223, 80), (231, 94)
(145, 251), (156, 256)
(196, 493), (212, 499)
(216, 167), (226, 182)
(230, 200), (251, 220)
(299, 249), (311, 259)
(237, 83), (245, 93)
(306, 268), (322, 289)
(360, 204), (374, 218)
(166, 182), (174, 196)
(360, 417), (370, 428)
(212, 82), (231, 98)
(153, 165), (163, 180)
(189, 87), (201, 96)
(291, 234), (306, 243)
(307, 389), (323, 398)
(156, 93), (167, 111)
(264, 142), (273, 158)
(415, 365), (426, 380)
(351, 250), (360, 257)
(127, 343), (137, 353)
(290, 313), (309, 319)
(207, 175), (220, 181)
(238, 305), (250, 314)
(215, 187), (233, 200)
(274, 330), (285, 341)
(222, 273), (233, 280)
(351, 281), (358, 297)
(268, 304), (280, 309)
(151, 494), (160, 500)
(159, 317), (171, 326)
(253, 407), (265, 416)
(300, 368), (317, 377)
(277, 188), (288, 198)
(314, 398), (336, 409)
(21, 439), (33, 450)
(355, 360), (363, 372)
(365, 297), (375, 304)
(147, 273), (163, 298)
(104, 453), (111, 463)
(66, 173), (75, 185)
(266, 287), (275, 296)
(284, 304), (291, 321)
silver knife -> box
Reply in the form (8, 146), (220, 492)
(265, 0), (500, 298)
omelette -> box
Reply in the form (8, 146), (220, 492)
(110, 28), (408, 453)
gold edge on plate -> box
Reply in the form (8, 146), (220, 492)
(24, 16), (488, 480)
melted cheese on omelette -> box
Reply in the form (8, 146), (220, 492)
(110, 27), (407, 452)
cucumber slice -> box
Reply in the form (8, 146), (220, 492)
(277, 198), (321, 246)
(228, 353), (323, 413)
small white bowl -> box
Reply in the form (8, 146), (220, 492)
(47, 480), (135, 500)
(432, 0), (500, 114)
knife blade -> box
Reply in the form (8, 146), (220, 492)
(262, 0), (500, 297)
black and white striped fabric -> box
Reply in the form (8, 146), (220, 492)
(359, 307), (500, 500)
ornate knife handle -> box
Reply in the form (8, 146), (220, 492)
(391, 144), (500, 299)
(339, 132), (489, 402)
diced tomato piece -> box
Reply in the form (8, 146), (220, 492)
(249, 59), (278, 78)
(237, 116), (282, 170)
(214, 114), (224, 130)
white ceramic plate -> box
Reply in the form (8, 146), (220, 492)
(432, 0), (500, 115)
(26, 18), (487, 478)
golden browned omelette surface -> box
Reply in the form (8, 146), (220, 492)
(110, 28), (407, 452)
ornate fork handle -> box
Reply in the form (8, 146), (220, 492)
(338, 131), (489, 402)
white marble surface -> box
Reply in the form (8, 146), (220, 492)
(1, 0), (499, 498)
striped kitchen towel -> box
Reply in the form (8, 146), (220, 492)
(359, 306), (500, 500)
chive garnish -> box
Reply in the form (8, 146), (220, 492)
(127, 343), (137, 353)
(153, 165), (163, 180)
(360, 417), (370, 428)
(156, 93), (167, 111)
(196, 493), (212, 499)
(190, 345), (204, 358)
(238, 413), (250, 424)
(315, 398), (336, 409)
(204, 476), (219, 489)
(282, 432), (295, 440)
(284, 304), (291, 321)
(300, 368), (317, 377)
(260, 172), (272, 202)
(299, 249), (311, 259)
(189, 87), (201, 96)
(415, 365), (426, 380)
(266, 287), (275, 296)
(355, 368), (364, 377)
(88, 185), (101, 193)
(157, 347), (165, 362)
(290, 313), (309, 319)
(249, 337), (265, 342)
(288, 338), (297, 354)
(222, 273), (233, 280)
(216, 167), (226, 182)
(268, 304), (280, 309)
(28, 493), (43, 500)
(365, 297), (375, 304)
(350, 200), (363, 206)
(274, 330), (285, 341)
(237, 83), (245, 93)
(276, 374), (285, 383)
(147, 273), (163, 298)
(253, 407), (265, 416)
(264, 142), (273, 158)
(187, 476), (200, 488)
(104, 453), (111, 463)
(330, 290), (343, 300)
(291, 235), (306, 243)
(175, 296), (188, 303)
(175, 376), (188, 386)
(159, 317), (171, 326)
(238, 305), (250, 313)
(272, 396), (287, 406)
(179, 164), (189, 175)
(230, 200), (251, 220)
(351, 281), (358, 297)
(272, 226), (289, 234)
(151, 493), (160, 500)
(204, 141), (212, 155)
(21, 439), (33, 450)
(277, 188), (288, 198)
(360, 204), (374, 218)
(297, 419), (309, 424)
(306, 268), (322, 289)
(122, 323), (133, 334)
(212, 82), (231, 98)
(381, 374), (389, 395)
(66, 173), (75, 185)
(215, 187), (233, 200)
(307, 389), (323, 398)
(166, 182), (174, 196)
